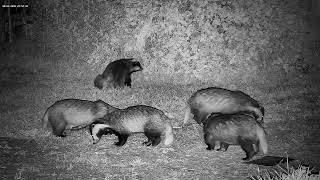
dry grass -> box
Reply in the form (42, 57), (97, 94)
(250, 163), (320, 180)
(0, 43), (319, 179)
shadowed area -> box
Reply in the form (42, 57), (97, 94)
(0, 137), (104, 179)
(246, 156), (296, 166)
(247, 156), (319, 175)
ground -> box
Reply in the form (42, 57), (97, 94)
(0, 41), (319, 179)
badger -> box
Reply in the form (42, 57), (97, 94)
(90, 105), (174, 146)
(94, 58), (143, 89)
(42, 99), (118, 137)
(203, 113), (268, 160)
(183, 87), (264, 126)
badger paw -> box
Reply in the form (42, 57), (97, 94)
(216, 147), (227, 151)
(206, 146), (213, 150)
(114, 141), (126, 146)
(143, 141), (152, 146)
(242, 157), (250, 161)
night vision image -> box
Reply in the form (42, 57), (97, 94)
(0, 0), (319, 179)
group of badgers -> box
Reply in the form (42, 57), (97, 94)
(42, 58), (267, 160)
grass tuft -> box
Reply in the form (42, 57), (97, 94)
(250, 162), (320, 180)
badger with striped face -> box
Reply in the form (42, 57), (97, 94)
(90, 105), (174, 147)
(94, 58), (143, 89)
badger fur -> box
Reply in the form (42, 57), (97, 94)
(203, 113), (268, 160)
(94, 58), (143, 89)
(42, 99), (118, 137)
(183, 87), (264, 126)
(90, 105), (174, 146)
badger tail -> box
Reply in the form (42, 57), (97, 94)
(183, 105), (191, 127)
(163, 124), (174, 146)
(42, 110), (49, 130)
(256, 126), (268, 154)
(94, 74), (104, 89)
(164, 112), (182, 129)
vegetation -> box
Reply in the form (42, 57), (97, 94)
(251, 164), (319, 180)
(29, 0), (317, 84)
(0, 0), (318, 179)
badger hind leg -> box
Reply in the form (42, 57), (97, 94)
(143, 130), (162, 146)
(193, 109), (210, 125)
(238, 138), (257, 160)
(192, 109), (206, 124)
(52, 122), (67, 137)
(217, 142), (230, 151)
(204, 133), (215, 150)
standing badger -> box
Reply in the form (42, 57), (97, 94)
(183, 87), (264, 126)
(94, 58), (143, 89)
(90, 105), (174, 147)
(203, 113), (268, 160)
(42, 99), (118, 137)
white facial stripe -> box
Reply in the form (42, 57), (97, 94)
(92, 124), (110, 140)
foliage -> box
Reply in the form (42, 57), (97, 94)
(251, 165), (320, 180)
(31, 0), (312, 84)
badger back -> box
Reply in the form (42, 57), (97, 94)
(190, 87), (263, 122)
(204, 113), (263, 143)
(92, 100), (119, 118)
(106, 105), (169, 133)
